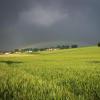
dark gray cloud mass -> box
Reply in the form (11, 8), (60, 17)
(0, 0), (100, 50)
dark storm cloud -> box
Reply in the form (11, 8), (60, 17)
(0, 0), (100, 50)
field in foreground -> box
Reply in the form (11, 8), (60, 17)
(0, 46), (100, 100)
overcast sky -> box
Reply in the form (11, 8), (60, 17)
(0, 0), (100, 50)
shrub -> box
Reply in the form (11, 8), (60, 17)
(98, 42), (100, 47)
(71, 44), (78, 48)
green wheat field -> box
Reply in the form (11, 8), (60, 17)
(0, 46), (100, 100)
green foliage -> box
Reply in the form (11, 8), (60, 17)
(14, 49), (19, 52)
(98, 42), (100, 47)
(32, 48), (39, 52)
(57, 45), (70, 49)
(0, 46), (100, 100)
(71, 44), (78, 48)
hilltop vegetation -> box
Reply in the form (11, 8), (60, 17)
(0, 46), (100, 100)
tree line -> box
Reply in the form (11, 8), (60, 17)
(16, 42), (100, 53)
(15, 44), (78, 53)
(0, 42), (99, 54)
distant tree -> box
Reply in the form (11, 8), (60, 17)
(20, 49), (25, 53)
(33, 48), (39, 52)
(65, 45), (70, 49)
(56, 45), (70, 49)
(39, 48), (44, 51)
(39, 48), (47, 51)
(14, 49), (19, 52)
(10, 51), (15, 54)
(98, 42), (100, 47)
(71, 44), (78, 48)
(60, 45), (65, 49)
(57, 45), (61, 49)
